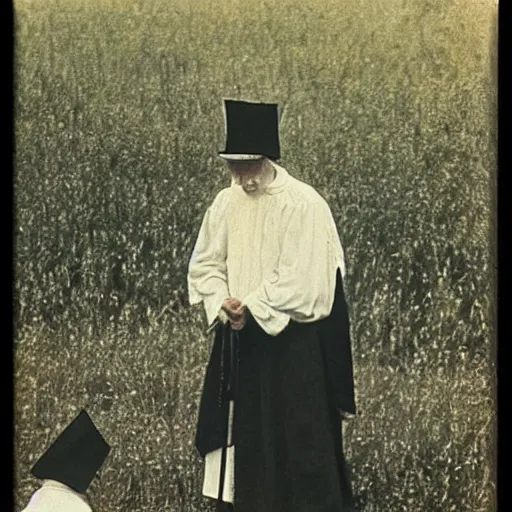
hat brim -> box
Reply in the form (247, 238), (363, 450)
(218, 153), (265, 161)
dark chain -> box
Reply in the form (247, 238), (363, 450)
(218, 324), (225, 408)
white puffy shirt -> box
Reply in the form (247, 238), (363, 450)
(20, 480), (92, 512)
(187, 162), (346, 336)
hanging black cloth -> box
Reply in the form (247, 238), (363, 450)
(195, 269), (356, 511)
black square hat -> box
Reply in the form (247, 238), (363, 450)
(219, 99), (281, 161)
(31, 410), (111, 494)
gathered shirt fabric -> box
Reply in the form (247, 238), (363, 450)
(187, 161), (346, 336)
(20, 480), (92, 512)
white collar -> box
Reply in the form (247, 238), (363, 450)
(42, 480), (76, 490)
(42, 480), (88, 500)
(264, 161), (289, 195)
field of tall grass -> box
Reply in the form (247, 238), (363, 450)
(14, 0), (497, 510)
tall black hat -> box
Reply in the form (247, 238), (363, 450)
(30, 410), (111, 494)
(218, 99), (281, 161)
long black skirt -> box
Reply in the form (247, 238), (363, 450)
(196, 271), (356, 511)
(229, 318), (354, 512)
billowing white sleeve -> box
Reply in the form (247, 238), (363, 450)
(187, 192), (231, 326)
(242, 199), (345, 336)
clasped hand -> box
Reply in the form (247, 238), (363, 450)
(221, 297), (249, 330)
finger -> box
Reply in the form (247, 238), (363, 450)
(222, 300), (234, 311)
(225, 298), (242, 309)
(224, 304), (241, 315)
(231, 315), (242, 326)
(231, 317), (247, 330)
(222, 304), (239, 316)
(228, 301), (242, 311)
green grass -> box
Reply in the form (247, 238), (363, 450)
(14, 0), (497, 510)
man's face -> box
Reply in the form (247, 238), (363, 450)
(227, 159), (267, 194)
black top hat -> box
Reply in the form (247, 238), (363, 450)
(31, 410), (111, 494)
(219, 99), (281, 161)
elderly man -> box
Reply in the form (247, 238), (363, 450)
(188, 99), (356, 512)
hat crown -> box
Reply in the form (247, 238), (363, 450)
(31, 410), (111, 494)
(220, 100), (280, 160)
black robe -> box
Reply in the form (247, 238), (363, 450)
(195, 269), (356, 511)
